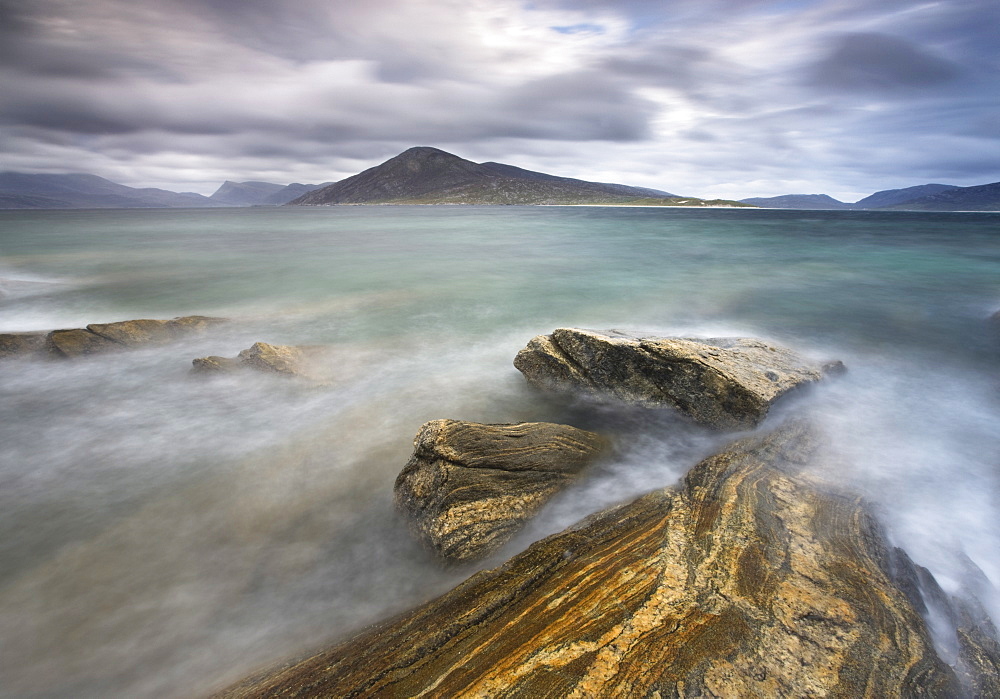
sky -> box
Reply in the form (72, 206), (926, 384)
(1, 0), (998, 201)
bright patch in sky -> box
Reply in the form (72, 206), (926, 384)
(550, 23), (605, 35)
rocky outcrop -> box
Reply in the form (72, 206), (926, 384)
(0, 331), (49, 358)
(192, 342), (330, 381)
(514, 328), (843, 430)
(394, 420), (606, 563)
(31, 316), (224, 359)
(216, 421), (961, 698)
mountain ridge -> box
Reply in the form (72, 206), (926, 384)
(289, 147), (734, 206)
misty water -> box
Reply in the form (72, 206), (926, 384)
(0, 205), (998, 696)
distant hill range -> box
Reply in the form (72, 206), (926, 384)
(740, 182), (1000, 211)
(0, 173), (327, 209)
(288, 147), (749, 207)
(3, 152), (998, 210)
(0, 172), (224, 209)
(208, 180), (330, 206)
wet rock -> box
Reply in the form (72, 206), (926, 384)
(192, 342), (330, 381)
(890, 547), (1000, 696)
(0, 331), (49, 359)
(39, 316), (225, 358)
(216, 421), (957, 698)
(87, 316), (223, 346)
(191, 356), (243, 374)
(237, 342), (310, 376)
(394, 419), (607, 563)
(514, 328), (841, 430)
(46, 328), (120, 357)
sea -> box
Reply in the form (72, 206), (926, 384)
(0, 205), (998, 697)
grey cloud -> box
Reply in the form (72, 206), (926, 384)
(498, 72), (654, 141)
(809, 32), (961, 92)
(603, 45), (717, 92)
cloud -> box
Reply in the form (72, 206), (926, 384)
(809, 32), (961, 92)
(0, 0), (998, 196)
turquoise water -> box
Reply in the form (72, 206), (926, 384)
(1, 206), (998, 696)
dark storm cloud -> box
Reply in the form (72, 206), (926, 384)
(809, 32), (961, 92)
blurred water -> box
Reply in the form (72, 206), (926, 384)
(0, 206), (998, 696)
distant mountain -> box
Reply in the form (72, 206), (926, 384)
(739, 183), (992, 211)
(477, 161), (677, 198)
(210, 180), (329, 206)
(0, 172), (223, 209)
(882, 181), (1000, 211)
(290, 147), (746, 207)
(852, 183), (959, 209)
(738, 194), (851, 210)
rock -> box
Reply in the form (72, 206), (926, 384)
(215, 421), (960, 698)
(87, 316), (223, 346)
(514, 328), (840, 429)
(0, 331), (49, 359)
(46, 328), (120, 357)
(237, 342), (310, 376)
(41, 316), (225, 358)
(394, 420), (607, 563)
(191, 356), (244, 374)
(192, 342), (330, 380)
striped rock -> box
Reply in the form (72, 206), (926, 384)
(394, 419), (606, 563)
(217, 421), (964, 698)
(514, 328), (844, 430)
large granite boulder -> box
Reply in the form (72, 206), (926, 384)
(192, 342), (331, 381)
(45, 316), (224, 358)
(394, 420), (607, 563)
(514, 328), (843, 430)
(216, 422), (969, 698)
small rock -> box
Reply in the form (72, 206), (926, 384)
(191, 356), (243, 374)
(514, 328), (841, 430)
(394, 419), (606, 563)
(192, 342), (330, 380)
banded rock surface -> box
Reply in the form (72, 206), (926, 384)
(394, 420), (607, 563)
(217, 421), (961, 698)
(514, 328), (843, 430)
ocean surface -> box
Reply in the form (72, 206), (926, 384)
(1, 205), (998, 696)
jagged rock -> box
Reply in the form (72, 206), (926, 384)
(394, 420), (607, 563)
(39, 316), (225, 358)
(514, 328), (842, 430)
(192, 342), (330, 380)
(891, 548), (1000, 696)
(216, 422), (958, 698)
(0, 331), (48, 358)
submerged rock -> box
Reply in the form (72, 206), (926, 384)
(192, 342), (330, 381)
(0, 331), (49, 359)
(41, 316), (225, 358)
(394, 419), (606, 563)
(514, 328), (842, 430)
(216, 421), (959, 698)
